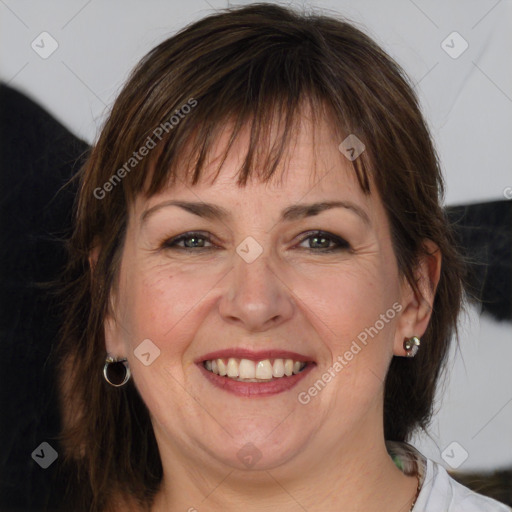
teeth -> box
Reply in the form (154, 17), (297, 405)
(272, 359), (285, 378)
(256, 360), (273, 379)
(239, 359), (256, 379)
(217, 359), (227, 376)
(203, 357), (308, 381)
(227, 358), (239, 378)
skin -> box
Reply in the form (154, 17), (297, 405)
(102, 112), (441, 511)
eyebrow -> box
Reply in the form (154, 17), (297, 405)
(140, 200), (370, 225)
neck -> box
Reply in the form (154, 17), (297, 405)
(150, 427), (419, 512)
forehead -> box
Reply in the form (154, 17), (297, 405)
(134, 112), (368, 214)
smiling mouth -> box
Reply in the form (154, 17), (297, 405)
(203, 357), (310, 382)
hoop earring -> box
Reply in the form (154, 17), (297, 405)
(103, 356), (131, 387)
(403, 336), (421, 358)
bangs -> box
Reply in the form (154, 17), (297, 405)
(106, 16), (373, 204)
(142, 94), (368, 198)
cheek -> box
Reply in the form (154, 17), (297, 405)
(301, 268), (398, 405)
(293, 264), (400, 415)
(114, 264), (215, 415)
(293, 261), (398, 345)
(116, 261), (221, 353)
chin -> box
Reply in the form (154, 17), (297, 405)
(200, 419), (309, 472)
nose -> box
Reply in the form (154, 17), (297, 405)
(218, 244), (295, 332)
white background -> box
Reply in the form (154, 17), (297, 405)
(1, 0), (511, 472)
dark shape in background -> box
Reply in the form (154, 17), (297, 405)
(0, 83), (510, 510)
(0, 83), (87, 511)
(446, 201), (512, 322)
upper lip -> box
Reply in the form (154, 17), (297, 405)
(196, 348), (315, 364)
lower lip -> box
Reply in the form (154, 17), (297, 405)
(197, 363), (316, 397)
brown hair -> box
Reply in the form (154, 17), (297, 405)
(54, 3), (466, 510)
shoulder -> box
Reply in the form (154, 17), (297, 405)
(386, 441), (511, 512)
(415, 457), (511, 512)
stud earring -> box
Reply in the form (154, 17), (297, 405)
(403, 337), (421, 358)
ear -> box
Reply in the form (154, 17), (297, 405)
(104, 308), (126, 358)
(89, 243), (126, 358)
(393, 240), (442, 356)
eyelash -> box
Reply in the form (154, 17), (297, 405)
(161, 230), (351, 253)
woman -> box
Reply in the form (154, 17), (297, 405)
(54, 3), (511, 511)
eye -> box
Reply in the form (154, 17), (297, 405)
(161, 230), (350, 253)
(162, 231), (214, 251)
(296, 231), (351, 253)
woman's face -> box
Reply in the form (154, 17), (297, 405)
(105, 114), (420, 476)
